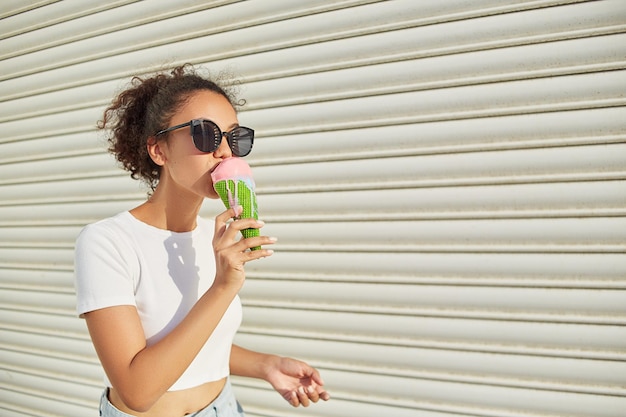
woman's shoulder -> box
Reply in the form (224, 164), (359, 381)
(80, 211), (131, 233)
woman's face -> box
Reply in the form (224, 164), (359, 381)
(156, 90), (239, 200)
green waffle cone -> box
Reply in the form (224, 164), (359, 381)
(214, 179), (260, 250)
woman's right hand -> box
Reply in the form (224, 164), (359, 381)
(212, 205), (275, 291)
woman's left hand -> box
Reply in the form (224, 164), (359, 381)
(265, 356), (330, 407)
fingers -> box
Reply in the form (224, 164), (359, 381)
(214, 206), (243, 241)
(233, 222), (276, 255)
(285, 384), (330, 407)
(214, 206), (275, 253)
(285, 391), (299, 407)
(285, 386), (311, 407)
(310, 368), (325, 387)
(218, 205), (242, 223)
(308, 369), (330, 400)
(318, 387), (331, 401)
(296, 386), (311, 407)
(305, 385), (321, 403)
(241, 238), (276, 261)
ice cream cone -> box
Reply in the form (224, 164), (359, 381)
(211, 158), (261, 250)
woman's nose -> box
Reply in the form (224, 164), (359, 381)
(213, 133), (232, 158)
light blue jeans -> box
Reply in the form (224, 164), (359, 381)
(99, 379), (245, 416)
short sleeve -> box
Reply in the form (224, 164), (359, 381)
(74, 222), (138, 317)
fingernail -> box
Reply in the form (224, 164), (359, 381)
(256, 220), (265, 226)
(269, 236), (278, 242)
(298, 386), (305, 394)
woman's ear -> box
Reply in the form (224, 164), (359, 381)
(147, 136), (166, 166)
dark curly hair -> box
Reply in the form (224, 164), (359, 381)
(98, 64), (239, 191)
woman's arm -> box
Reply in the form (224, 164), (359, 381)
(230, 344), (330, 407)
(84, 210), (274, 412)
(85, 284), (237, 411)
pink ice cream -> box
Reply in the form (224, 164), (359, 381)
(211, 157), (256, 206)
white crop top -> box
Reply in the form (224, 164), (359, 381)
(74, 211), (242, 391)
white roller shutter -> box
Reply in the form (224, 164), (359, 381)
(1, 1), (625, 416)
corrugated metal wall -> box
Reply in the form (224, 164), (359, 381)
(1, 1), (625, 416)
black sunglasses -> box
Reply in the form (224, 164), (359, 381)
(155, 118), (254, 157)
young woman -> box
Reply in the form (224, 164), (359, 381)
(74, 65), (329, 416)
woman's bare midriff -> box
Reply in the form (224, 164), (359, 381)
(108, 377), (227, 417)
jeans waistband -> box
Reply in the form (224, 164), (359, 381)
(99, 378), (245, 417)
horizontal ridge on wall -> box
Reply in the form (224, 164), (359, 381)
(230, 368), (626, 417)
(3, 217), (625, 252)
(235, 331), (626, 377)
(242, 298), (626, 325)
(2, 141), (625, 187)
(237, 307), (626, 357)
(0, 182), (624, 225)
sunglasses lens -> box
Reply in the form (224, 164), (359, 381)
(229, 127), (254, 157)
(190, 120), (254, 156)
(192, 120), (221, 152)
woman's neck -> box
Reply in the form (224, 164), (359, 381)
(131, 183), (203, 233)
